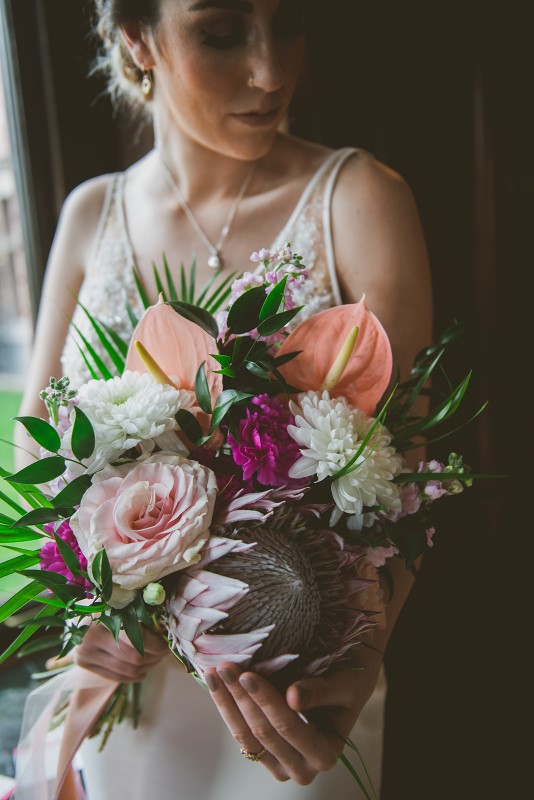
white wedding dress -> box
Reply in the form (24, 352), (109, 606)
(61, 147), (387, 800)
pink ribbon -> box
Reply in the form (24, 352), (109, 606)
(15, 667), (118, 800)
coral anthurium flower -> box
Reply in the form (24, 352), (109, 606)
(125, 300), (222, 419)
(277, 297), (392, 415)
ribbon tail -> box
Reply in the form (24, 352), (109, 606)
(14, 667), (118, 800)
(54, 679), (119, 800)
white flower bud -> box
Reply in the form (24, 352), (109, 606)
(143, 582), (166, 606)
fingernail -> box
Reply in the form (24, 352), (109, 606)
(218, 668), (236, 685)
(239, 675), (259, 694)
(205, 673), (218, 692)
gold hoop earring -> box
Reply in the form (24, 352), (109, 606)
(141, 70), (153, 98)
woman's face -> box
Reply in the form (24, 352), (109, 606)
(148, 0), (306, 159)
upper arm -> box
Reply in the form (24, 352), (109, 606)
(331, 153), (433, 382)
(16, 175), (113, 459)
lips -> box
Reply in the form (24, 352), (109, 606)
(231, 107), (281, 127)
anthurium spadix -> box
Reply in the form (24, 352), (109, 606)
(125, 299), (222, 414)
(277, 297), (392, 414)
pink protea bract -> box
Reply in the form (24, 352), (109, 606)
(164, 509), (377, 686)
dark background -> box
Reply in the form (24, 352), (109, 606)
(2, 1), (530, 797)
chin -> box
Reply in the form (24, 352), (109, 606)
(227, 130), (281, 162)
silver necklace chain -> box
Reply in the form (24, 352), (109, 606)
(159, 153), (257, 270)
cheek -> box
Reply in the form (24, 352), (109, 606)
(166, 43), (243, 108)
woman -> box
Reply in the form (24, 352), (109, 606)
(17, 0), (432, 796)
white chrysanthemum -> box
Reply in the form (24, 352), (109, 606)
(64, 371), (195, 472)
(288, 391), (403, 524)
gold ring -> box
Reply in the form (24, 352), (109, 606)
(240, 746), (267, 762)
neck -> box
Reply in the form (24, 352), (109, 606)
(153, 104), (267, 205)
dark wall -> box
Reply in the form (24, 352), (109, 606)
(296, 3), (528, 798)
(8, 1), (528, 797)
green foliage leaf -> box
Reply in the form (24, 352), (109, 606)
(198, 270), (237, 311)
(227, 285), (267, 334)
(256, 306), (302, 337)
(52, 474), (93, 509)
(270, 350), (303, 368)
(195, 362), (213, 414)
(11, 507), (71, 529)
(120, 602), (144, 656)
(210, 390), (252, 431)
(92, 547), (113, 601)
(245, 361), (271, 380)
(78, 302), (126, 374)
(74, 342), (99, 380)
(14, 417), (61, 453)
(72, 324), (114, 380)
(189, 256), (196, 304)
(333, 386), (397, 480)
(100, 322), (129, 358)
(19, 615), (65, 629)
(175, 409), (203, 443)
(71, 407), (96, 461)
(54, 533), (84, 577)
(0, 580), (44, 624)
(163, 254), (178, 300)
(0, 553), (41, 579)
(19, 569), (85, 603)
(132, 268), (150, 309)
(259, 275), (288, 320)
(98, 613), (121, 643)
(0, 606), (61, 665)
(125, 300), (139, 329)
(152, 262), (167, 300)
(16, 634), (61, 658)
(167, 300), (219, 339)
(0, 486), (26, 515)
(0, 528), (44, 542)
(6, 456), (66, 486)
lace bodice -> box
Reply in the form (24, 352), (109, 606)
(61, 148), (358, 387)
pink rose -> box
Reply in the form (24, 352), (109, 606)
(70, 453), (217, 608)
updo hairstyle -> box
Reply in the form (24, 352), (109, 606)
(93, 0), (162, 113)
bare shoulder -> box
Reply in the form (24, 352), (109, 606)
(331, 151), (430, 295)
(57, 173), (116, 262)
(333, 151), (421, 244)
(330, 152), (433, 378)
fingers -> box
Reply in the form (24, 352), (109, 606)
(206, 668), (289, 782)
(286, 672), (356, 713)
(208, 664), (338, 784)
(236, 670), (340, 775)
(73, 622), (167, 683)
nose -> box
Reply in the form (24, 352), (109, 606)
(248, 37), (284, 93)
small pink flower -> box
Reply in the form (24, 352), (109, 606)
(70, 453), (217, 608)
(424, 480), (447, 501)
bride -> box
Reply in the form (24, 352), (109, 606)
(16, 0), (432, 796)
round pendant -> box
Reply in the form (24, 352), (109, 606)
(208, 252), (223, 270)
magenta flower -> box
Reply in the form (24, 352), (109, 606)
(228, 395), (302, 487)
(40, 520), (90, 589)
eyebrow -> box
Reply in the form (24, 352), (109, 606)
(190, 1), (253, 11)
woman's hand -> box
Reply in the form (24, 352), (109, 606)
(205, 664), (377, 785)
(73, 622), (169, 683)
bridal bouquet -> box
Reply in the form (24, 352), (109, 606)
(0, 246), (485, 795)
